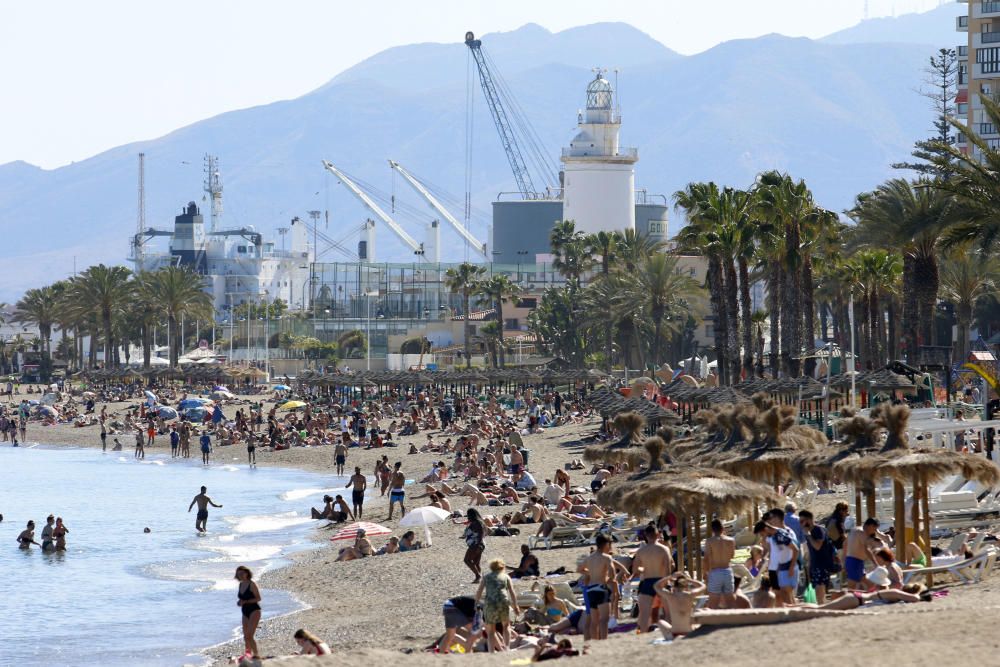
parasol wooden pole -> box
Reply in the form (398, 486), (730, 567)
(676, 514), (686, 575)
(911, 472), (921, 560)
(893, 480), (905, 559)
(865, 482), (876, 521)
(854, 486), (862, 527)
(694, 506), (704, 580)
(920, 471), (933, 587)
(687, 515), (696, 576)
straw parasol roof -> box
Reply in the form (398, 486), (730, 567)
(584, 411), (647, 466)
(597, 436), (778, 517)
(837, 405), (999, 488)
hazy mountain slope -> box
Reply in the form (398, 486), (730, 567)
(0, 22), (935, 301)
(821, 4), (963, 47)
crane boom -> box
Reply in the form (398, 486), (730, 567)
(464, 31), (538, 200)
(322, 160), (427, 259)
(388, 160), (488, 259)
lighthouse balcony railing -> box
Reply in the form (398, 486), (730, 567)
(560, 147), (637, 158)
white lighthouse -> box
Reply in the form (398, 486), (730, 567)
(560, 71), (637, 235)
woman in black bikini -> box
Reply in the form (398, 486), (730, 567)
(234, 566), (262, 659)
(463, 508), (486, 583)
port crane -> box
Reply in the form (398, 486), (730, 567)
(388, 160), (488, 259)
(322, 160), (437, 262)
(464, 31), (558, 200)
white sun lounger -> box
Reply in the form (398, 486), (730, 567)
(902, 548), (997, 585)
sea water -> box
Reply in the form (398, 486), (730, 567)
(0, 445), (348, 666)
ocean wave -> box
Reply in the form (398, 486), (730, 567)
(227, 512), (312, 534)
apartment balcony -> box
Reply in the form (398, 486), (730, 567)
(959, 44), (969, 58)
(958, 15), (970, 31)
(977, 122), (1000, 137)
(972, 31), (1000, 47)
(973, 63), (1000, 78)
(976, 1), (1000, 17)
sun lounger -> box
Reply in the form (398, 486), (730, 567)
(902, 548), (997, 585)
(528, 526), (591, 550)
(731, 563), (762, 592)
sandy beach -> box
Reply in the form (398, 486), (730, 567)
(21, 393), (1000, 667)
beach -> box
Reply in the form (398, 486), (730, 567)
(18, 392), (1000, 667)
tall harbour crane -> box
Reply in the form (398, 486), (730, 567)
(465, 31), (558, 200)
(322, 160), (437, 262)
(388, 160), (488, 259)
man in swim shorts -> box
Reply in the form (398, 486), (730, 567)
(346, 466), (367, 520)
(630, 523), (673, 632)
(704, 519), (736, 609)
(581, 534), (615, 640)
(334, 440), (347, 476)
(388, 462), (406, 520)
(845, 517), (883, 589)
(188, 486), (223, 533)
(199, 430), (212, 465)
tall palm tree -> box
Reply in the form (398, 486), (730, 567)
(144, 267), (214, 367)
(132, 273), (163, 369)
(476, 274), (521, 368)
(13, 286), (58, 379)
(581, 273), (623, 371)
(445, 262), (487, 368)
(626, 253), (702, 367)
(70, 264), (133, 367)
(549, 220), (593, 284)
(587, 230), (622, 277)
(848, 178), (954, 357)
(616, 228), (664, 273)
(757, 171), (814, 377)
(674, 182), (730, 383)
(939, 249), (1000, 362)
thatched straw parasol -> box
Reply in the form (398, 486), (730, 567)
(598, 435), (777, 578)
(837, 405), (1000, 577)
(584, 411), (647, 467)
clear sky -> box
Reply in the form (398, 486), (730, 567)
(0, 0), (945, 169)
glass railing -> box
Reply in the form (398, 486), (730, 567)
(983, 31), (1000, 43)
(959, 45), (969, 56)
(983, 2), (1000, 15)
(959, 15), (970, 28)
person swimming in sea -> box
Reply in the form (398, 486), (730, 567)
(17, 520), (39, 549)
(40, 515), (56, 552)
(53, 517), (69, 551)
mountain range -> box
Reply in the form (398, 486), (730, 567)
(0, 7), (964, 302)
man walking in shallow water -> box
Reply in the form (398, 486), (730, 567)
(188, 486), (222, 533)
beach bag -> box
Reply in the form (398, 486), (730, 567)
(802, 583), (817, 604)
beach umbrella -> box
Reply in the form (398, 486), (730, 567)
(280, 400), (307, 410)
(212, 390), (234, 400)
(329, 522), (392, 542)
(37, 405), (59, 418)
(598, 436), (777, 579)
(584, 411), (647, 467)
(156, 406), (178, 420)
(213, 385), (229, 391)
(182, 406), (208, 421)
(273, 384), (291, 391)
(398, 506), (452, 546)
(144, 390), (158, 402)
(178, 398), (209, 410)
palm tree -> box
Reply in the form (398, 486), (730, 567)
(70, 264), (133, 367)
(616, 228), (664, 273)
(626, 253), (702, 367)
(476, 274), (521, 368)
(13, 286), (58, 379)
(939, 249), (1000, 362)
(549, 220), (593, 284)
(757, 171), (815, 378)
(581, 274), (624, 371)
(848, 178), (954, 357)
(133, 273), (164, 369)
(674, 182), (730, 383)
(445, 262), (487, 368)
(143, 267), (214, 367)
(587, 230), (621, 277)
